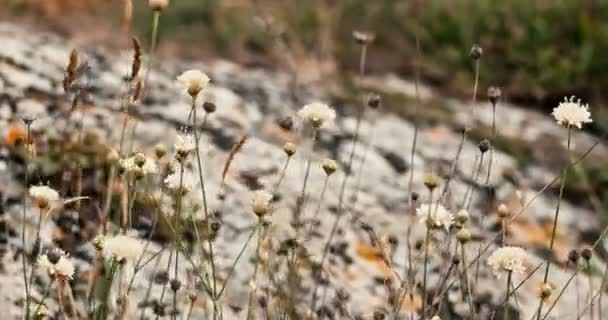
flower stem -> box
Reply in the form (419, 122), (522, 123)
(421, 188), (434, 318)
(246, 220), (263, 320)
(21, 123), (31, 320)
(505, 271), (512, 320)
(537, 126), (573, 320)
(191, 96), (220, 319)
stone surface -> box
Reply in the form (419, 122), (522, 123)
(0, 22), (606, 320)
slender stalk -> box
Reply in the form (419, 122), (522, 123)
(541, 269), (579, 320)
(21, 122), (31, 319)
(217, 223), (259, 297)
(191, 96), (220, 319)
(246, 220), (263, 320)
(305, 174), (329, 240)
(407, 34), (422, 207)
(536, 126), (573, 320)
(155, 250), (173, 320)
(421, 188), (434, 318)
(505, 271), (512, 320)
(599, 262), (608, 320)
(461, 243), (474, 318)
(588, 260), (595, 320)
(34, 278), (55, 315)
(294, 128), (318, 231)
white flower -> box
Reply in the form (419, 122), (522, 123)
(120, 155), (157, 177)
(487, 246), (529, 277)
(176, 69), (210, 97)
(148, 0), (169, 10)
(29, 185), (60, 209)
(102, 234), (144, 262)
(251, 190), (273, 217)
(416, 204), (453, 231)
(297, 102), (336, 128)
(38, 250), (75, 280)
(164, 166), (196, 193)
(551, 96), (592, 129)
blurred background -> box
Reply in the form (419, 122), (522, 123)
(5, 1), (608, 118)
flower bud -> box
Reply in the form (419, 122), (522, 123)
(567, 249), (579, 265)
(456, 228), (472, 244)
(107, 149), (120, 164)
(367, 93), (382, 109)
(278, 116), (294, 131)
(203, 101), (217, 114)
(488, 86), (502, 106)
(321, 159), (337, 176)
(537, 283), (553, 301)
(133, 152), (146, 167)
(155, 143), (167, 159)
(283, 142), (296, 157)
(497, 203), (510, 219)
(149, 0), (169, 11)
(478, 139), (490, 153)
(423, 175), (439, 190)
(455, 210), (469, 225)
(170, 279), (181, 292)
(352, 30), (375, 45)
(470, 44), (483, 60)
(582, 247), (593, 261)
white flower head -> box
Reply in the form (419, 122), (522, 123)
(416, 204), (453, 231)
(141, 157), (158, 176)
(552, 96), (592, 129)
(120, 155), (157, 178)
(149, 0), (170, 10)
(38, 250), (75, 280)
(251, 190), (273, 217)
(102, 234), (144, 263)
(297, 102), (336, 128)
(176, 69), (210, 97)
(487, 246), (529, 277)
(29, 185), (60, 210)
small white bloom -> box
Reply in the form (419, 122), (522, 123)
(29, 185), (60, 209)
(551, 96), (592, 129)
(487, 246), (529, 277)
(148, 0), (169, 10)
(297, 102), (336, 128)
(102, 234), (144, 262)
(176, 69), (210, 97)
(38, 251), (75, 280)
(416, 204), (453, 231)
(251, 190), (273, 217)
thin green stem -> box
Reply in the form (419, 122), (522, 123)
(537, 126), (573, 320)
(191, 96), (219, 319)
(505, 271), (512, 320)
(461, 243), (474, 319)
(294, 128), (318, 231)
(246, 220), (263, 320)
(218, 223), (259, 297)
(21, 123), (31, 320)
(421, 188), (434, 317)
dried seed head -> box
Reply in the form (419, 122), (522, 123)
(352, 30), (376, 45)
(283, 142), (296, 157)
(582, 247), (593, 261)
(155, 143), (167, 159)
(149, 0), (169, 11)
(469, 44), (483, 60)
(452, 256), (461, 265)
(478, 139), (491, 153)
(567, 249), (579, 265)
(497, 203), (510, 219)
(155, 271), (169, 285)
(423, 175), (439, 190)
(456, 228), (472, 243)
(64, 49), (78, 92)
(488, 86), (502, 106)
(188, 291), (198, 302)
(321, 159), (338, 176)
(367, 93), (382, 109)
(170, 279), (181, 292)
(372, 308), (387, 320)
(278, 116), (294, 131)
(203, 101), (217, 114)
